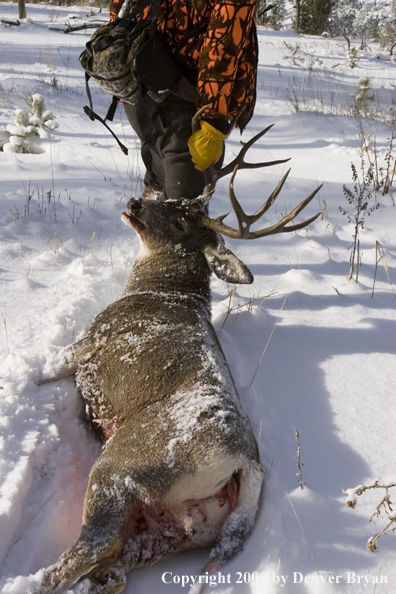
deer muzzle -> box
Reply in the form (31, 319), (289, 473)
(122, 197), (146, 232)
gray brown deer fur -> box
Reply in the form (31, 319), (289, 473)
(34, 195), (265, 594)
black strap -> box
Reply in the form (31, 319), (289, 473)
(106, 95), (119, 121)
(84, 71), (94, 114)
(84, 72), (128, 153)
(176, 22), (207, 51)
(84, 104), (129, 154)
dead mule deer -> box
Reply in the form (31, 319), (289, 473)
(34, 127), (321, 594)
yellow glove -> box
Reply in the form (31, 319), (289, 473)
(188, 121), (227, 172)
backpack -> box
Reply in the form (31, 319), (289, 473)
(80, 0), (185, 154)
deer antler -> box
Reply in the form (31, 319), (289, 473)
(203, 166), (322, 239)
(200, 127), (322, 239)
(191, 109), (322, 237)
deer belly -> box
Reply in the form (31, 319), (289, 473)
(121, 474), (239, 550)
(180, 473), (239, 546)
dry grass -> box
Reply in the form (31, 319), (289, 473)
(283, 71), (396, 126)
(1, 311), (9, 354)
(372, 241), (396, 298)
(221, 284), (278, 329)
(250, 295), (287, 387)
(285, 491), (320, 575)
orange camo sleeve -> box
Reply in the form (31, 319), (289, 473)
(196, 0), (257, 122)
(110, 0), (125, 20)
(110, 0), (152, 21)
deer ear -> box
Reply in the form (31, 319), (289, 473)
(203, 245), (254, 285)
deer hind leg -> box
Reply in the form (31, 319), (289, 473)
(79, 529), (182, 594)
(35, 495), (126, 594)
(36, 542), (124, 594)
(188, 460), (264, 594)
(38, 506), (182, 594)
(34, 433), (166, 594)
(76, 565), (127, 594)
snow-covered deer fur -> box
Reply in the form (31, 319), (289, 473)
(35, 195), (264, 594)
(35, 125), (321, 594)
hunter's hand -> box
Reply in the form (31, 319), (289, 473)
(188, 121), (226, 171)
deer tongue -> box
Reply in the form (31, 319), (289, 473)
(121, 211), (146, 232)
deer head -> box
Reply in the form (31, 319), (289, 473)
(122, 122), (322, 285)
(122, 196), (254, 285)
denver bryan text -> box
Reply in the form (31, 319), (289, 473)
(291, 572), (388, 586)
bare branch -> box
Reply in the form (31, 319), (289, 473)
(1, 18), (21, 26)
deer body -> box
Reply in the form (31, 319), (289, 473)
(36, 198), (264, 594)
(35, 127), (321, 594)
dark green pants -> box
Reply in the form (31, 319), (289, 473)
(124, 93), (223, 201)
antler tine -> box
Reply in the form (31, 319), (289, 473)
(216, 125), (291, 181)
(275, 211), (322, 234)
(204, 167), (291, 239)
(192, 104), (210, 133)
(193, 111), (290, 198)
(203, 180), (323, 240)
(202, 124), (291, 196)
(228, 167), (291, 233)
(251, 183), (323, 238)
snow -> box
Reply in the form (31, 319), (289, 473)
(1, 3), (396, 593)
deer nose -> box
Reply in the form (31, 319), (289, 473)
(127, 197), (142, 211)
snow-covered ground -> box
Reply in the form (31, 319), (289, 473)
(1, 3), (396, 593)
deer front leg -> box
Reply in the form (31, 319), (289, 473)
(36, 334), (97, 385)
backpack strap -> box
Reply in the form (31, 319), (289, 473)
(84, 103), (129, 155)
(84, 72), (129, 154)
(105, 95), (119, 121)
(178, 0), (207, 48)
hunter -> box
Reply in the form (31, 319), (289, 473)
(110, 0), (259, 200)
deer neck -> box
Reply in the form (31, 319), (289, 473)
(123, 249), (211, 304)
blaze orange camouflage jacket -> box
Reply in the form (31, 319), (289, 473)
(110, 0), (258, 129)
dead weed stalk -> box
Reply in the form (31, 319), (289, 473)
(343, 480), (396, 553)
(294, 427), (306, 490)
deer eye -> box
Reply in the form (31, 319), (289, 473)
(172, 220), (185, 232)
